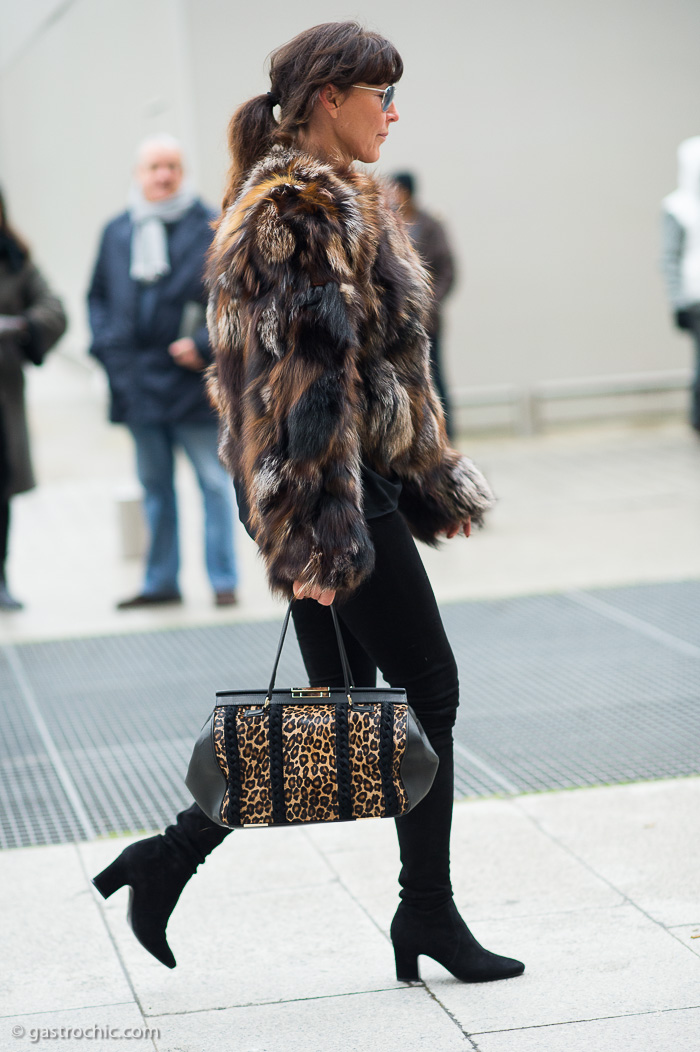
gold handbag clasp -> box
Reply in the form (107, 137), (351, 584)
(291, 687), (330, 698)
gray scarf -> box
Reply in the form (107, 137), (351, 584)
(128, 181), (197, 283)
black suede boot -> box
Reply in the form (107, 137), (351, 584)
(392, 736), (524, 983)
(391, 900), (525, 983)
(92, 803), (230, 968)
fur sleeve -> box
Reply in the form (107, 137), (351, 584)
(207, 160), (374, 598)
(397, 443), (496, 542)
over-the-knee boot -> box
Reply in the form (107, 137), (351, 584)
(93, 803), (230, 968)
(391, 736), (524, 983)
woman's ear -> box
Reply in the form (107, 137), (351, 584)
(318, 83), (341, 117)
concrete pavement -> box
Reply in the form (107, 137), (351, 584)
(3, 777), (700, 1051)
(1, 354), (699, 1051)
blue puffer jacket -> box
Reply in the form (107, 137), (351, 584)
(87, 200), (217, 424)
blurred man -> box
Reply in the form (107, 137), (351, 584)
(88, 135), (238, 608)
(393, 172), (456, 439)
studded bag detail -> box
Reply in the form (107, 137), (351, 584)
(186, 601), (439, 828)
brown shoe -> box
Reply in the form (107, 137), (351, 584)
(215, 590), (238, 607)
(117, 592), (182, 610)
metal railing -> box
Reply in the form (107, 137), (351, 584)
(452, 367), (691, 434)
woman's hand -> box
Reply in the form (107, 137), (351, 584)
(293, 580), (336, 606)
(443, 517), (471, 540)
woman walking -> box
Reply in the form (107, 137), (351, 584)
(94, 21), (524, 985)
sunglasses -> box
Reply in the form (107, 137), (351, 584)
(351, 83), (396, 111)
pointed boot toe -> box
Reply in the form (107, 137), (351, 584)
(91, 805), (230, 969)
(127, 888), (177, 968)
(92, 835), (197, 969)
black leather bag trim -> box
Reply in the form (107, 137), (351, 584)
(401, 706), (440, 810)
(185, 719), (230, 829)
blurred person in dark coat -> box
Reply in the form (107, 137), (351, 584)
(661, 136), (700, 432)
(393, 172), (456, 439)
(0, 189), (67, 610)
(88, 135), (238, 609)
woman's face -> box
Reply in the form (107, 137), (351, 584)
(333, 83), (399, 163)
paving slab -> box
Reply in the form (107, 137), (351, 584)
(304, 814), (402, 926)
(87, 839), (400, 1015)
(428, 905), (700, 1034)
(517, 778), (700, 926)
(307, 798), (622, 936)
(448, 799), (623, 919)
(149, 987), (471, 1052)
(4, 782), (700, 1050)
(1, 1006), (155, 1052)
(668, 924), (700, 958)
(473, 1007), (700, 1052)
(0, 844), (133, 1018)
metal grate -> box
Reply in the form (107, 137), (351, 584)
(443, 588), (700, 795)
(1, 582), (699, 849)
(0, 651), (87, 847)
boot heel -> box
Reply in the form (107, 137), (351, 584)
(92, 859), (128, 899)
(394, 945), (420, 982)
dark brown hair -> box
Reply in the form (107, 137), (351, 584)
(222, 21), (403, 207)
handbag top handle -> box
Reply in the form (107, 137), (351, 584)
(266, 600), (354, 699)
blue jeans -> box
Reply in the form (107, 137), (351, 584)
(129, 423), (237, 596)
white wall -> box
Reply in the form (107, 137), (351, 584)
(0, 0), (200, 352)
(0, 0), (68, 67)
(1, 0), (699, 419)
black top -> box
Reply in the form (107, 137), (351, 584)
(360, 463), (402, 518)
(234, 463), (402, 540)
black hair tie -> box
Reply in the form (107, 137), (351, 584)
(267, 91), (280, 106)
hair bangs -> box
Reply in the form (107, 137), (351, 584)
(351, 35), (403, 86)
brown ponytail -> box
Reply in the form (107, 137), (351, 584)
(222, 21), (403, 209)
(222, 94), (278, 209)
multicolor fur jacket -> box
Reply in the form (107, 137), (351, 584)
(206, 144), (494, 597)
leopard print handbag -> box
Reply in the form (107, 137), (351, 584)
(186, 601), (439, 828)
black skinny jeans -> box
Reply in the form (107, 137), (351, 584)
(183, 510), (460, 910)
(291, 510), (460, 909)
(291, 510), (458, 744)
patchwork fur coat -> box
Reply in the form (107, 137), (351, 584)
(206, 144), (493, 597)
